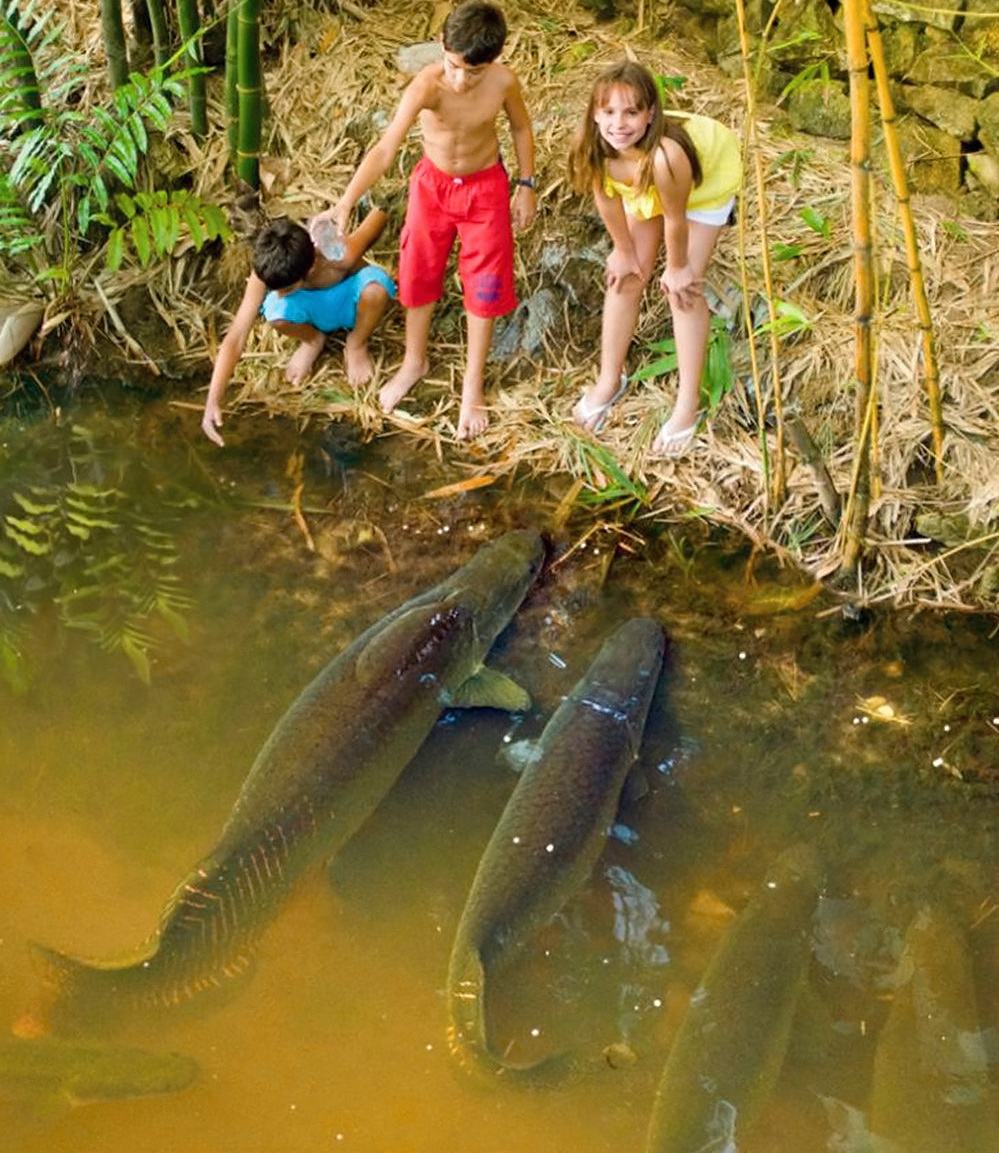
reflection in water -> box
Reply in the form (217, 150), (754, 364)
(1, 394), (997, 1153)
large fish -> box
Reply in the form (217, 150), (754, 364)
(446, 617), (666, 1078)
(33, 530), (544, 1024)
(0, 1036), (197, 1109)
(645, 842), (821, 1153)
(870, 904), (994, 1153)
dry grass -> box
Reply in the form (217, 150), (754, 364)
(35, 0), (999, 613)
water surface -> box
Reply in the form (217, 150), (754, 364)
(1, 392), (996, 1152)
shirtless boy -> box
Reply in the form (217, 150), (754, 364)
(315, 1), (536, 439)
(200, 208), (395, 446)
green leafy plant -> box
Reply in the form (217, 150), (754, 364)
(572, 438), (648, 510)
(0, 7), (230, 286)
(776, 59), (830, 107)
(0, 427), (194, 690)
(631, 316), (734, 416)
(754, 299), (813, 340)
(799, 205), (831, 239)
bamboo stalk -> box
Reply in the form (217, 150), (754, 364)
(225, 0), (239, 164)
(235, 0), (261, 191)
(100, 0), (130, 89)
(839, 0), (875, 578)
(147, 0), (171, 68)
(733, 0), (787, 513)
(863, 0), (945, 483)
(175, 0), (207, 137)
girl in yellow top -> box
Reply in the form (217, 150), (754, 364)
(568, 61), (741, 455)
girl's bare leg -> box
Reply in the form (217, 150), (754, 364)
(458, 312), (495, 439)
(657, 221), (723, 451)
(577, 216), (663, 422)
(380, 301), (434, 412)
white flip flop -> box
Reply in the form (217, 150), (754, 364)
(572, 374), (628, 433)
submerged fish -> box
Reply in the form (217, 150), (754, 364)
(33, 530), (544, 1024)
(446, 617), (666, 1078)
(870, 904), (993, 1153)
(0, 1036), (198, 1109)
(645, 842), (821, 1153)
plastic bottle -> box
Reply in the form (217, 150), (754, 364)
(310, 218), (346, 261)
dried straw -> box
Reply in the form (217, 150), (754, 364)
(28, 0), (999, 613)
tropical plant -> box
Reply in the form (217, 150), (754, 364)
(0, 3), (230, 288)
(0, 425), (195, 690)
(631, 315), (735, 417)
(573, 437), (648, 511)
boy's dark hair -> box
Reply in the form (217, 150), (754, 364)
(442, 2), (506, 65)
(251, 216), (314, 289)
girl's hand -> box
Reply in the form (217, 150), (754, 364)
(660, 264), (702, 310)
(606, 247), (642, 292)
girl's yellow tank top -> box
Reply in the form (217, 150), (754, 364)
(602, 111), (742, 219)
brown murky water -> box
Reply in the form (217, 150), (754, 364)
(1, 393), (996, 1153)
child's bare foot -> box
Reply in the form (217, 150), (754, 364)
(344, 338), (375, 385)
(379, 358), (428, 412)
(286, 337), (325, 385)
(457, 394), (489, 439)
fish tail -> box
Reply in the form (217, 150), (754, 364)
(27, 941), (146, 1032)
(446, 947), (572, 1083)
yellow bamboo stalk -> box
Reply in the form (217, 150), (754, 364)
(733, 0), (787, 512)
(839, 0), (875, 577)
(863, 0), (946, 483)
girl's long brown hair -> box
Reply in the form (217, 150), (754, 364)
(567, 60), (701, 199)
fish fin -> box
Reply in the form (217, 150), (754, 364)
(447, 667), (531, 712)
(620, 765), (651, 806)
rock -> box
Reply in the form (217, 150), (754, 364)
(908, 44), (993, 98)
(396, 40), (441, 75)
(787, 79), (852, 140)
(0, 298), (44, 367)
(966, 152), (999, 198)
(894, 83), (978, 140)
(894, 115), (962, 195)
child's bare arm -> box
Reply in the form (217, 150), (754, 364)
(653, 141), (698, 306)
(594, 184), (642, 289)
(341, 206), (388, 273)
(504, 72), (536, 230)
(323, 74), (432, 232)
(202, 274), (267, 446)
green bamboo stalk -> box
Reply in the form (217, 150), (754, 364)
(839, 0), (875, 578)
(0, 4), (43, 131)
(175, 0), (207, 137)
(863, 0), (945, 483)
(225, 0), (239, 164)
(236, 0), (261, 191)
(100, 0), (130, 89)
(147, 0), (171, 68)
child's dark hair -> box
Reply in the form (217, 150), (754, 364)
(442, 2), (506, 65)
(568, 60), (702, 199)
(251, 216), (314, 289)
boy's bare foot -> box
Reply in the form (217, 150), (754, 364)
(457, 397), (489, 439)
(379, 358), (428, 412)
(344, 338), (375, 385)
(286, 337), (325, 385)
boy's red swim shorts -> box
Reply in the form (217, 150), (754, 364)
(398, 156), (517, 318)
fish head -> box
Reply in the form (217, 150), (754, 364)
(570, 618), (666, 745)
(442, 530), (544, 654)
